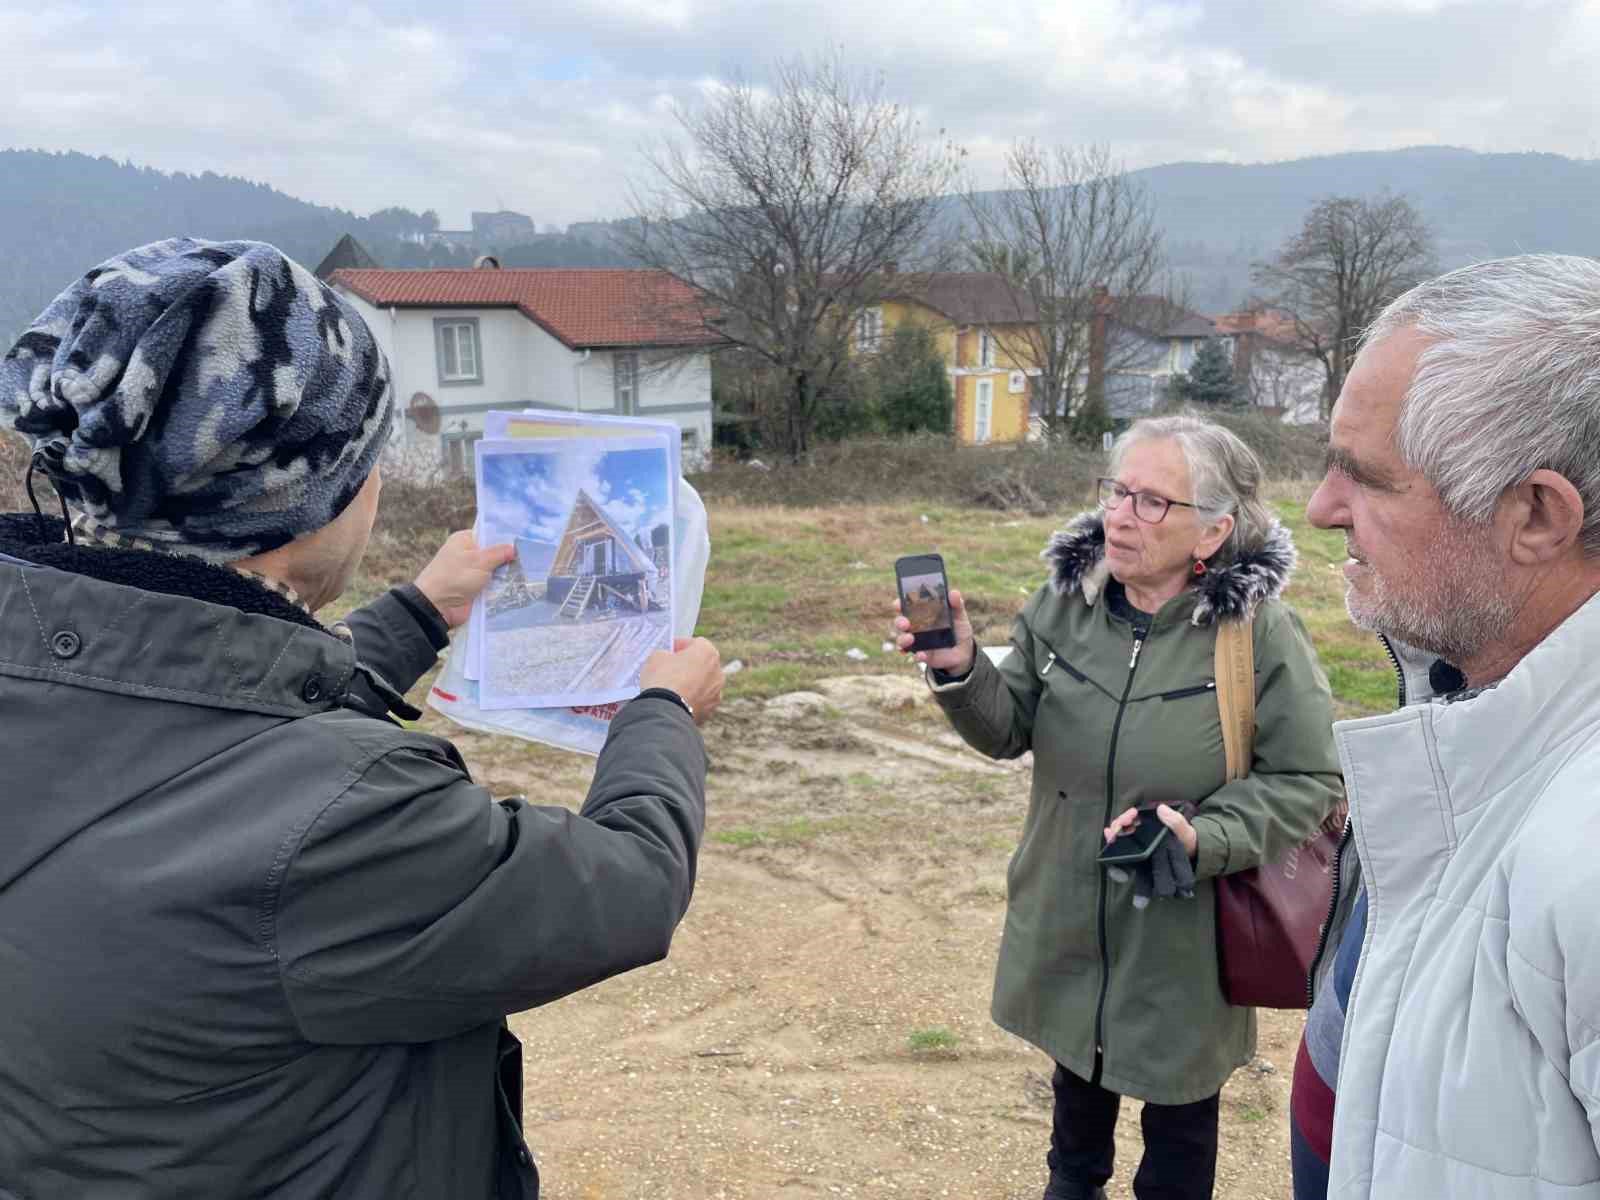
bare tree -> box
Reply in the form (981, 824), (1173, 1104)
(963, 142), (1171, 437)
(621, 55), (962, 461)
(1252, 195), (1437, 416)
(1234, 330), (1327, 422)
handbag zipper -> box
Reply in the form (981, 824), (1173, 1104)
(1304, 817), (1353, 1008)
(1305, 634), (1406, 1006)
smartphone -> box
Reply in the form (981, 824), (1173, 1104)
(1097, 811), (1172, 866)
(894, 553), (956, 651)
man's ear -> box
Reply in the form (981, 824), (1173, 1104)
(1504, 469), (1585, 566)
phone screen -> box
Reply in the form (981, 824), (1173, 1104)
(1097, 812), (1171, 865)
(895, 554), (955, 650)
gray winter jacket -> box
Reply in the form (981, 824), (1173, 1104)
(1327, 591), (1600, 1198)
(0, 515), (706, 1199)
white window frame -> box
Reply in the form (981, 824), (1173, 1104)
(442, 430), (482, 476)
(435, 318), (483, 386)
(975, 378), (994, 444)
(613, 351), (639, 414)
(856, 306), (884, 351)
(979, 328), (996, 368)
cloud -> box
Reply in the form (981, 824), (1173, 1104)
(479, 442), (667, 546)
(2, 0), (1595, 230)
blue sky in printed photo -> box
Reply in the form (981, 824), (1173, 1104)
(479, 444), (672, 549)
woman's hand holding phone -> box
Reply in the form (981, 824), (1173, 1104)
(893, 588), (977, 675)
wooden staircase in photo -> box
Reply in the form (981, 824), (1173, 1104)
(566, 617), (669, 692)
(559, 576), (597, 619)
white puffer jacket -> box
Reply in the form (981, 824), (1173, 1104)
(1329, 592), (1600, 1198)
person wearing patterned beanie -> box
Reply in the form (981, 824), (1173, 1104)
(6, 237), (395, 562)
(0, 238), (723, 1199)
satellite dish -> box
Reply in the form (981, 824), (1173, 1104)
(474, 255), (501, 270)
(407, 392), (441, 435)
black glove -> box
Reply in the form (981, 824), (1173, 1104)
(1107, 805), (1197, 910)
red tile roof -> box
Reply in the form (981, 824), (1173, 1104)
(330, 268), (721, 350)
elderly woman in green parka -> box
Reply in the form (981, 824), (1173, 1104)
(895, 414), (1342, 1200)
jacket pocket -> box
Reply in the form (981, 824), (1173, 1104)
(1158, 682), (1216, 701)
(1033, 634), (1122, 702)
(495, 1025), (540, 1199)
(1038, 650), (1089, 683)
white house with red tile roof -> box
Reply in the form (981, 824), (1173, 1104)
(331, 266), (719, 471)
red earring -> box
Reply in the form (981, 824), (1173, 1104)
(1192, 559), (1208, 577)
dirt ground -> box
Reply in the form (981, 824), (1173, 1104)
(437, 670), (1302, 1200)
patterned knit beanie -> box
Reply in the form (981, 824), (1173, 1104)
(0, 238), (394, 562)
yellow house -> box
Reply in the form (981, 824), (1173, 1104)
(855, 272), (1041, 444)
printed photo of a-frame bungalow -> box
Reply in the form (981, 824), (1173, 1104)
(478, 443), (674, 707)
(544, 489), (667, 620)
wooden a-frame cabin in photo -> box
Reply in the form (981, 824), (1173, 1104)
(545, 489), (665, 620)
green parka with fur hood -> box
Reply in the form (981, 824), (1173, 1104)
(931, 513), (1342, 1103)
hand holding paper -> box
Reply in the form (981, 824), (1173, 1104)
(639, 637), (724, 724)
(414, 531), (517, 629)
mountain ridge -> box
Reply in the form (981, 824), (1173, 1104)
(3, 144), (1598, 337)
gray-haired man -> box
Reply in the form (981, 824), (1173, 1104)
(1295, 254), (1600, 1199)
(0, 239), (722, 1198)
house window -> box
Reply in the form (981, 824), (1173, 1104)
(979, 329), (996, 368)
(974, 378), (994, 444)
(614, 352), (639, 414)
(443, 431), (481, 477)
(856, 306), (884, 351)
(435, 319), (482, 386)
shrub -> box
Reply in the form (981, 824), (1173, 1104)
(1185, 407), (1329, 479)
(863, 325), (953, 437)
(690, 434), (1104, 513)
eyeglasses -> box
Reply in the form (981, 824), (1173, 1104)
(1097, 478), (1198, 525)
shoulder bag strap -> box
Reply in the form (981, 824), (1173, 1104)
(1214, 617), (1257, 783)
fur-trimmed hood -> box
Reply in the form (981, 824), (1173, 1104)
(1042, 511), (1297, 626)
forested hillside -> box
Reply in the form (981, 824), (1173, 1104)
(0, 150), (632, 338)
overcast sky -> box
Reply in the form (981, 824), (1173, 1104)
(4, 0), (1595, 229)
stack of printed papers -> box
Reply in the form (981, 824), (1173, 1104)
(427, 410), (709, 754)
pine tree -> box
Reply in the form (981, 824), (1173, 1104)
(1175, 338), (1239, 407)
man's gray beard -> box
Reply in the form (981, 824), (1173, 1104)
(1344, 527), (1517, 666)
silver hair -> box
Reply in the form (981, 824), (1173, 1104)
(1109, 412), (1274, 564)
(1364, 254), (1600, 556)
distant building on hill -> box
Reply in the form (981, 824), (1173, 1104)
(424, 229), (475, 251)
(471, 211), (537, 246)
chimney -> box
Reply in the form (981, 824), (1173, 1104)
(1087, 293), (1109, 416)
(1232, 328), (1254, 392)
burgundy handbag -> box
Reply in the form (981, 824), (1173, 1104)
(1211, 619), (1346, 1010)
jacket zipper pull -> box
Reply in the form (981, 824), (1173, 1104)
(1041, 652), (1056, 676)
(1128, 636), (1144, 671)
